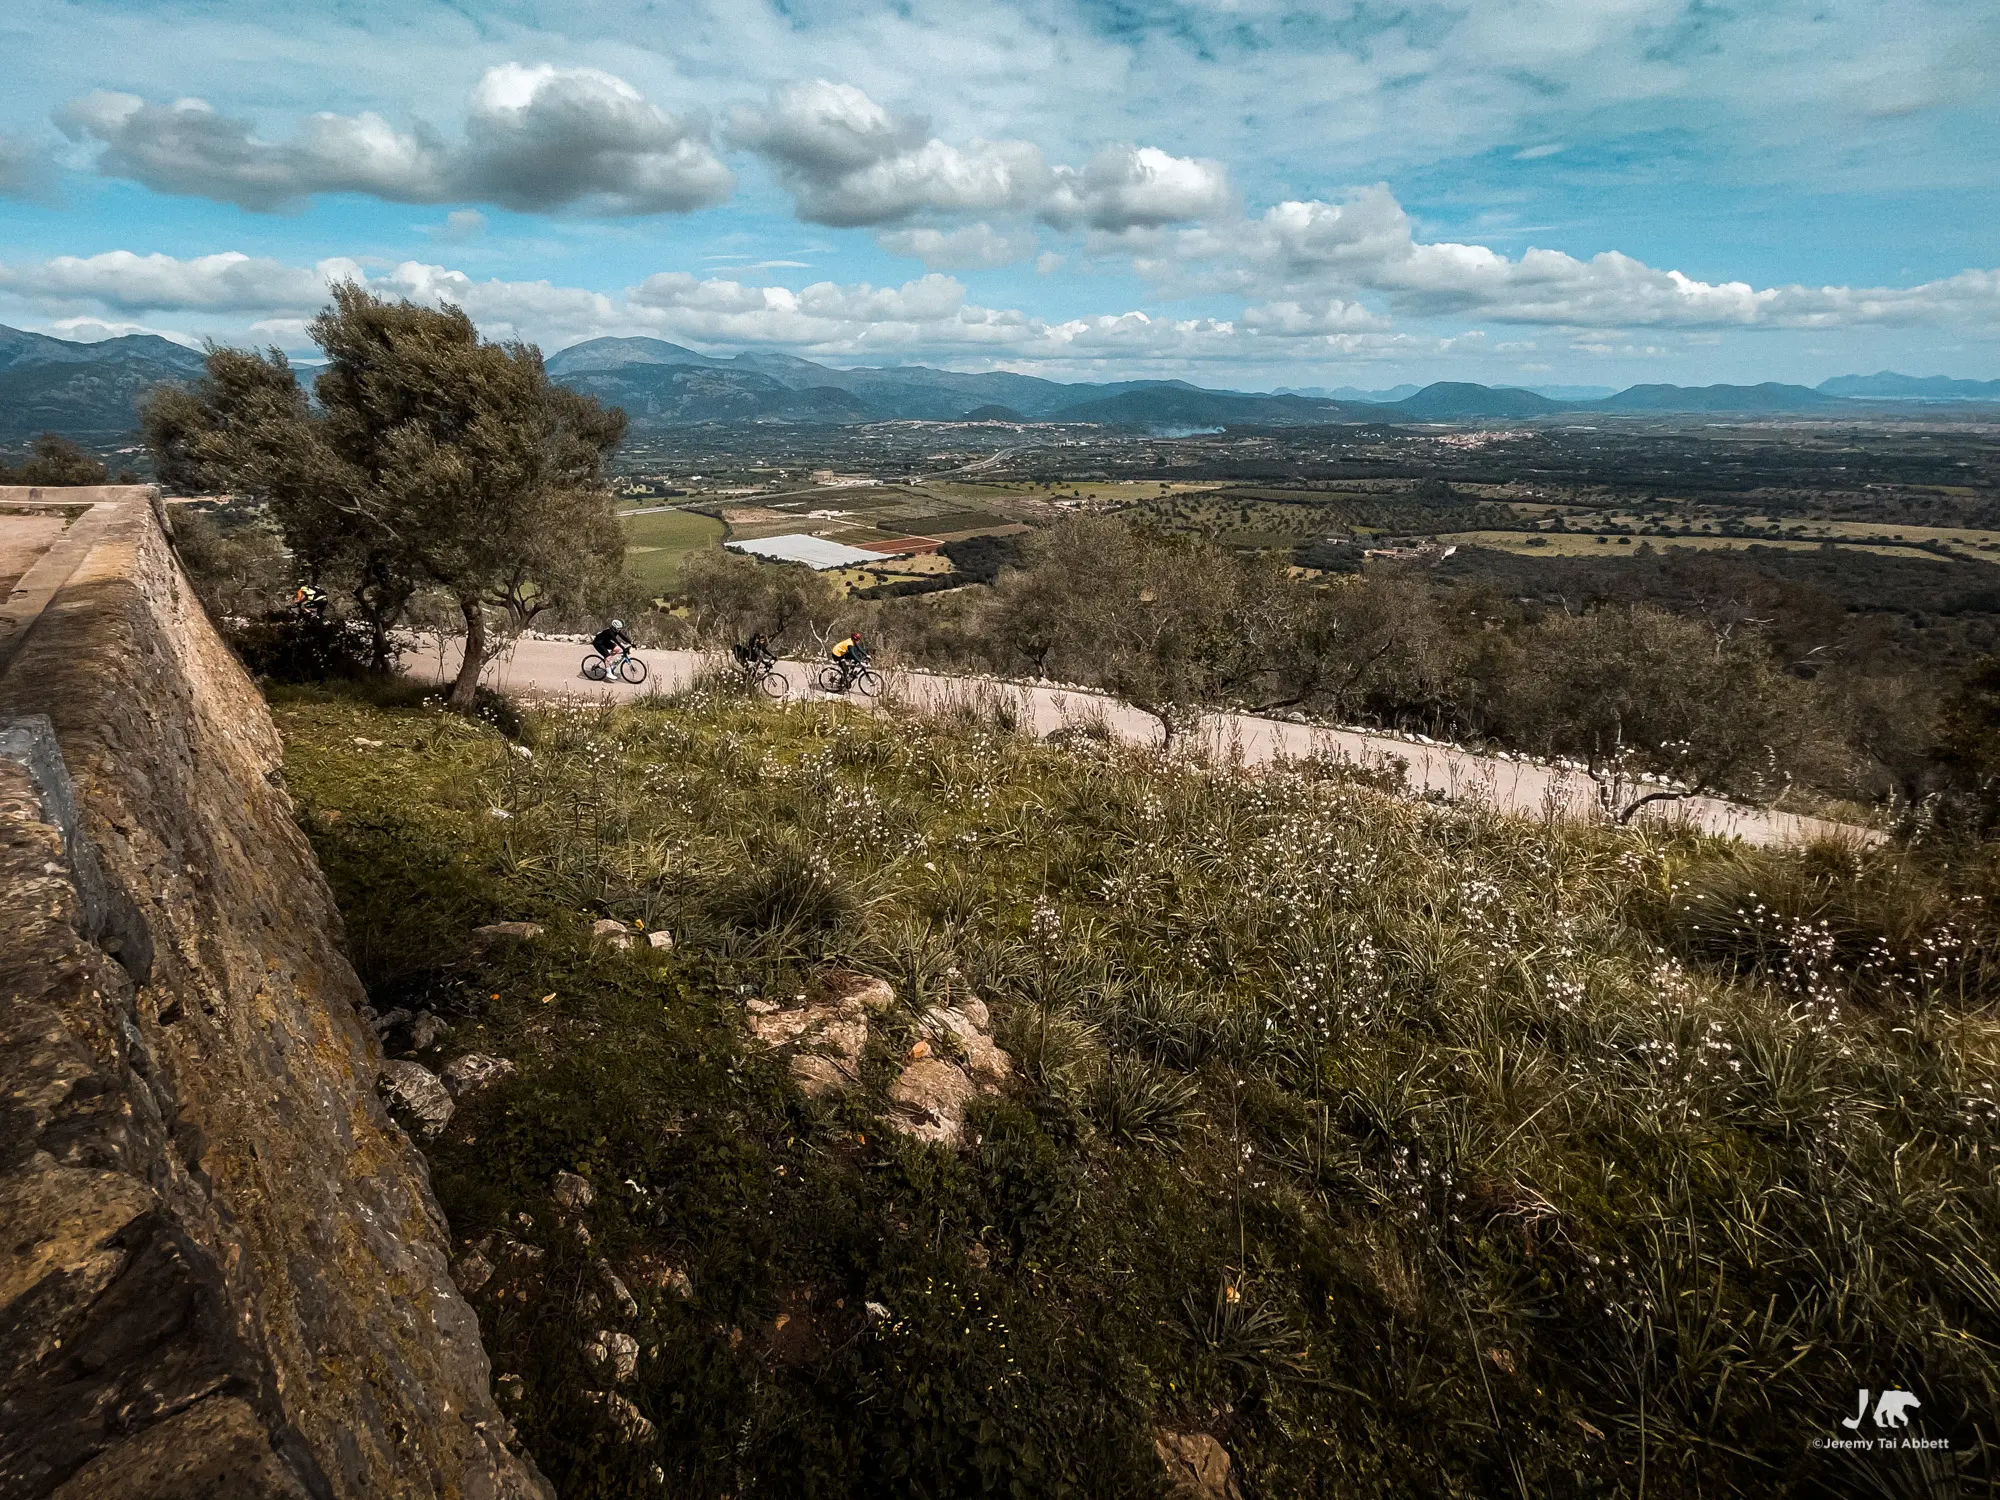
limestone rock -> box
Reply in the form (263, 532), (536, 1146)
(407, 1012), (450, 1051)
(1155, 1431), (1241, 1500)
(886, 1056), (980, 1145)
(456, 1247), (496, 1294)
(744, 971), (894, 1098)
(470, 920), (545, 948)
(646, 929), (674, 950)
(552, 1170), (595, 1211)
(441, 1052), (517, 1098)
(583, 1391), (656, 1445)
(592, 918), (635, 950)
(379, 1060), (454, 1136)
(919, 1003), (1013, 1086)
(582, 1329), (640, 1383)
(595, 1257), (640, 1320)
(885, 997), (1011, 1145)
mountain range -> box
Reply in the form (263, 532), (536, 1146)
(0, 325), (207, 440)
(2, 322), (1997, 442)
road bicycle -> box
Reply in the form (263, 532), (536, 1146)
(581, 649), (648, 684)
(744, 660), (789, 699)
(817, 661), (880, 697)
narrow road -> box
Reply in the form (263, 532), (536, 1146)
(402, 634), (1874, 849)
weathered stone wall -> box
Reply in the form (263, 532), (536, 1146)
(0, 488), (548, 1499)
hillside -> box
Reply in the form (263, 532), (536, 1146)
(0, 325), (207, 439)
(272, 677), (2000, 1498)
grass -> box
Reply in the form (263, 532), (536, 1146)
(272, 680), (2000, 1498)
(622, 507), (726, 592)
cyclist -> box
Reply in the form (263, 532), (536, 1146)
(733, 631), (777, 672)
(592, 619), (634, 675)
(828, 630), (869, 688)
(292, 582), (329, 619)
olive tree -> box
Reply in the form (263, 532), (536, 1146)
(146, 284), (626, 705)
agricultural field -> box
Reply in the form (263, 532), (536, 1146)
(621, 508), (726, 592)
(274, 679), (1999, 1499)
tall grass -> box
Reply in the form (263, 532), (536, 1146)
(272, 681), (2000, 1499)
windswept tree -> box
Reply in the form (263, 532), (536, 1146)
(990, 516), (1246, 749)
(146, 284), (626, 705)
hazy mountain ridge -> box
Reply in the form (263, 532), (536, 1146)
(5, 324), (1999, 439)
(0, 326), (208, 439)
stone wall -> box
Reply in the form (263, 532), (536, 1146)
(0, 488), (548, 1499)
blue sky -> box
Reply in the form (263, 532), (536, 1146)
(1, 0), (1996, 389)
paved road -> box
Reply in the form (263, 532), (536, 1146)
(402, 634), (1874, 849)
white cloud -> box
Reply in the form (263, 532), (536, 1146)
(54, 66), (733, 215)
(1169, 185), (2000, 330)
(0, 250), (353, 312)
(1043, 145), (1232, 232)
(877, 223), (1039, 269)
(727, 80), (1228, 232)
(728, 81), (1048, 226)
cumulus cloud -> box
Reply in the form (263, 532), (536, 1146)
(0, 250), (354, 312)
(1044, 145), (1233, 232)
(1171, 185), (2000, 330)
(876, 223), (1039, 269)
(728, 81), (1047, 226)
(0, 247), (1432, 369)
(729, 80), (1228, 232)
(54, 66), (732, 215)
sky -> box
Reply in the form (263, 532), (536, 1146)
(1, 0), (1996, 391)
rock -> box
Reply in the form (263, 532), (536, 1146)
(646, 929), (674, 950)
(583, 1391), (656, 1445)
(552, 1170), (595, 1210)
(441, 1052), (517, 1098)
(744, 975), (889, 1098)
(469, 920), (544, 949)
(957, 993), (991, 1030)
(582, 1329), (640, 1383)
(885, 1056), (980, 1145)
(455, 1248), (495, 1294)
(837, 973), (896, 1012)
(592, 917), (635, 950)
(1155, 1431), (1241, 1500)
(406, 1012), (450, 1051)
(379, 1060), (454, 1136)
(497, 1373), (525, 1404)
(595, 1258), (640, 1320)
(367, 1005), (414, 1042)
(919, 1004), (1013, 1086)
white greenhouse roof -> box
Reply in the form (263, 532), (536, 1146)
(727, 534), (886, 570)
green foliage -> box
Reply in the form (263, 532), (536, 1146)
(274, 683), (2000, 1498)
(0, 432), (109, 484)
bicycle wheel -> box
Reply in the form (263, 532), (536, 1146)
(757, 668), (788, 700)
(851, 668), (881, 698)
(581, 653), (607, 681)
(817, 664), (848, 694)
(618, 655), (649, 684)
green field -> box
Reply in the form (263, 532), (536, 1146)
(622, 508), (725, 592)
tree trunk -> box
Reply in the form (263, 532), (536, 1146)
(449, 595), (487, 711)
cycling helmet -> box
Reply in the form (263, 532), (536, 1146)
(850, 631), (863, 641)
(611, 620), (626, 631)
